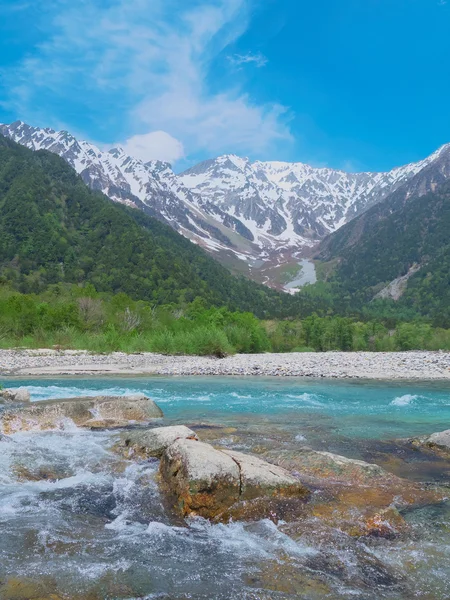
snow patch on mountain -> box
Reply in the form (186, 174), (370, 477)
(1, 120), (449, 286)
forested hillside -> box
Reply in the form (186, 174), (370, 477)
(0, 135), (286, 317)
(315, 178), (450, 325)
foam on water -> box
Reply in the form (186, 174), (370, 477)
(1, 376), (450, 598)
(391, 394), (419, 406)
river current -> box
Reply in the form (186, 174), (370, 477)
(1, 376), (450, 599)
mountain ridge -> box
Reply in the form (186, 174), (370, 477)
(0, 133), (286, 316)
(1, 120), (449, 288)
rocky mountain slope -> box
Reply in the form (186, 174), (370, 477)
(1, 120), (449, 288)
(0, 133), (285, 315)
(314, 156), (450, 323)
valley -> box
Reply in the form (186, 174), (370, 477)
(2, 120), (448, 290)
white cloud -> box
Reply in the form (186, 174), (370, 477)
(3, 0), (293, 164)
(120, 131), (184, 165)
(228, 52), (268, 68)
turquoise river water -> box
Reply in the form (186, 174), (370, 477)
(0, 376), (450, 599)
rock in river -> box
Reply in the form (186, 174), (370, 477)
(411, 428), (450, 457)
(117, 425), (199, 458)
(222, 449), (307, 501)
(160, 439), (241, 519)
(159, 438), (309, 519)
(0, 387), (30, 404)
(0, 394), (163, 433)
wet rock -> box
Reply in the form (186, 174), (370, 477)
(160, 438), (241, 519)
(266, 447), (445, 537)
(245, 558), (333, 597)
(85, 418), (133, 429)
(0, 394), (163, 433)
(117, 425), (198, 459)
(0, 387), (30, 404)
(363, 506), (408, 538)
(0, 577), (62, 599)
(275, 447), (392, 485)
(218, 495), (309, 523)
(222, 449), (309, 501)
(187, 422), (238, 443)
(13, 464), (71, 482)
(411, 428), (450, 457)
(160, 439), (309, 520)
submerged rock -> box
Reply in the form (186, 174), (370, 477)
(117, 425), (199, 458)
(411, 428), (450, 457)
(159, 438), (309, 520)
(0, 394), (163, 433)
(0, 387), (30, 404)
(0, 576), (62, 599)
(13, 464), (72, 482)
(264, 447), (446, 537)
(274, 447), (393, 485)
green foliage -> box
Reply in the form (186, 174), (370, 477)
(314, 178), (450, 325)
(0, 134), (287, 318)
(264, 314), (450, 353)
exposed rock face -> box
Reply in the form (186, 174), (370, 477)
(0, 395), (163, 433)
(3, 120), (449, 278)
(222, 449), (307, 501)
(117, 425), (198, 458)
(160, 439), (241, 519)
(411, 429), (450, 456)
(0, 387), (31, 404)
(273, 447), (393, 485)
(266, 447), (445, 537)
(159, 439), (309, 519)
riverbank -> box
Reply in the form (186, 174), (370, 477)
(0, 349), (449, 379)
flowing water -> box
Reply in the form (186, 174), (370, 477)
(1, 376), (450, 599)
(285, 259), (317, 290)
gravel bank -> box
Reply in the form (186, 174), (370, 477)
(0, 349), (449, 380)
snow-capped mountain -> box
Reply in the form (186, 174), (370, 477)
(179, 148), (448, 244)
(1, 120), (449, 286)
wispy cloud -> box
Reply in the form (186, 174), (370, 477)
(228, 51), (268, 68)
(2, 0), (292, 164)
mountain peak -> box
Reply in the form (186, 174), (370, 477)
(1, 119), (449, 289)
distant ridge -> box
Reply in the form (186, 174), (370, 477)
(1, 120), (449, 286)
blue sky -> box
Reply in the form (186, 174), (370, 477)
(0, 0), (449, 172)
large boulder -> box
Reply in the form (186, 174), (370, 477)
(160, 439), (241, 519)
(0, 387), (30, 404)
(222, 449), (307, 501)
(0, 394), (163, 433)
(269, 447), (394, 485)
(159, 439), (309, 520)
(411, 429), (450, 456)
(265, 447), (445, 537)
(116, 425), (198, 459)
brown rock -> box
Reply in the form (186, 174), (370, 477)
(222, 449), (309, 501)
(160, 440), (309, 521)
(0, 394), (163, 433)
(0, 387), (31, 404)
(13, 464), (71, 482)
(117, 425), (198, 459)
(0, 577), (62, 600)
(160, 438), (241, 518)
